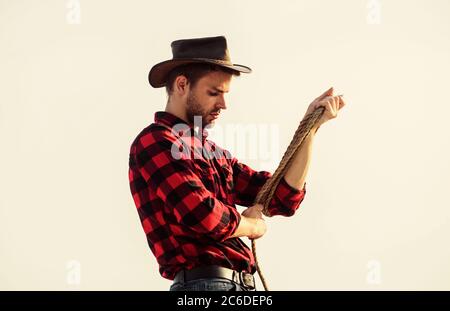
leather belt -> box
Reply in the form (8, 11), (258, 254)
(173, 265), (256, 290)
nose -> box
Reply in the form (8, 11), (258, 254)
(217, 95), (227, 110)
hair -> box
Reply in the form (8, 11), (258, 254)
(165, 63), (241, 96)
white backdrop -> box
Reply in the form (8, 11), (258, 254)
(1, 0), (449, 290)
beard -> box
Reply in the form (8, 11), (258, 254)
(186, 92), (216, 128)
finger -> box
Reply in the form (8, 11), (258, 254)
(338, 95), (346, 110)
(320, 95), (336, 107)
(315, 86), (334, 101)
(333, 96), (342, 112)
(332, 97), (339, 113)
(329, 101), (337, 116)
(325, 101), (333, 114)
(319, 95), (333, 105)
(315, 98), (328, 110)
(316, 97), (330, 110)
(328, 101), (338, 118)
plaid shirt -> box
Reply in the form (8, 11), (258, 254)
(128, 111), (306, 280)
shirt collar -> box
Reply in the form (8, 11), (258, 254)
(154, 111), (209, 141)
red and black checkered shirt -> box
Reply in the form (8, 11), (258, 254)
(128, 111), (306, 280)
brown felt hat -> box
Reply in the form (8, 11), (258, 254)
(148, 36), (252, 88)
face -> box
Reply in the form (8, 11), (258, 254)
(185, 70), (232, 127)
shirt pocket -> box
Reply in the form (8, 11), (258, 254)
(193, 158), (218, 195)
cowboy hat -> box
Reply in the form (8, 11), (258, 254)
(148, 36), (252, 88)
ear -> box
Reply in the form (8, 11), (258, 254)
(174, 75), (189, 95)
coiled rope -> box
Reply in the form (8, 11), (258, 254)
(251, 106), (326, 291)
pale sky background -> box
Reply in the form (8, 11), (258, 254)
(1, 0), (449, 290)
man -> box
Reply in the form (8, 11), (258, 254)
(128, 36), (345, 291)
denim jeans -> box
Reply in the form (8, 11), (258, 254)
(169, 277), (256, 291)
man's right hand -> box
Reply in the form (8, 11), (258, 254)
(228, 205), (267, 240)
(249, 218), (267, 240)
(242, 204), (266, 240)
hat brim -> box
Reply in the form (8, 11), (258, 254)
(148, 58), (252, 88)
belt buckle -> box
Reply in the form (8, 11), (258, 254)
(239, 271), (255, 290)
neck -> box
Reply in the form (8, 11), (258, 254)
(165, 97), (192, 126)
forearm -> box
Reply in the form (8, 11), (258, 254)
(283, 126), (317, 190)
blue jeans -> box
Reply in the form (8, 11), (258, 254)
(169, 277), (257, 291)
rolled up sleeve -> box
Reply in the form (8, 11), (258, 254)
(266, 176), (306, 217)
(231, 157), (306, 217)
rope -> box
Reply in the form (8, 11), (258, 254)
(251, 106), (326, 291)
